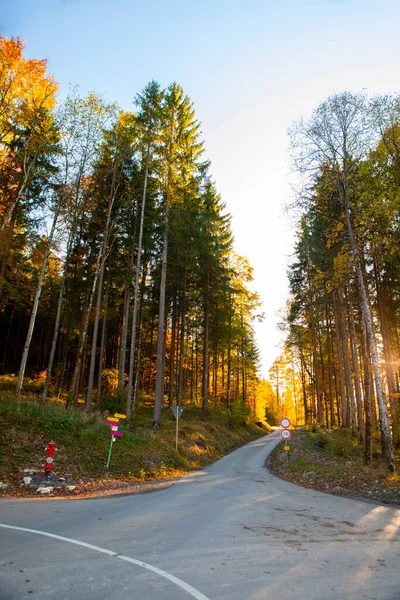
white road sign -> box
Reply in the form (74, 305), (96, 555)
(280, 428), (292, 440)
(170, 406), (184, 451)
(170, 406), (184, 419)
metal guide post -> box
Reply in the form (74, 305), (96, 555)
(170, 406), (184, 451)
(106, 436), (114, 469)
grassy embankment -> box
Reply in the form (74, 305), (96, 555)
(0, 377), (271, 497)
(267, 426), (400, 507)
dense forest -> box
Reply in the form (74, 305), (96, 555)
(0, 36), (272, 425)
(3, 36), (398, 473)
(272, 91), (400, 472)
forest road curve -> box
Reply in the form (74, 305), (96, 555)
(1, 430), (399, 600)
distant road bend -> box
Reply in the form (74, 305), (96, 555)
(1, 430), (399, 599)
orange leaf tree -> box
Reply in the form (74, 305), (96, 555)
(0, 35), (59, 235)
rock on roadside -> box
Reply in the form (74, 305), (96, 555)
(36, 487), (53, 494)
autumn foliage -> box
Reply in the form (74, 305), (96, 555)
(0, 38), (268, 429)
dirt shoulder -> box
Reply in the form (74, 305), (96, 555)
(0, 477), (180, 501)
(266, 428), (400, 508)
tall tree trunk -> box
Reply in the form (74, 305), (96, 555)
(177, 275), (186, 407)
(86, 169), (119, 410)
(300, 355), (308, 424)
(317, 318), (328, 426)
(213, 349), (218, 407)
(43, 227), (75, 401)
(332, 356), (341, 427)
(291, 357), (298, 424)
(132, 261), (148, 410)
(69, 258), (99, 406)
(168, 297), (177, 406)
(57, 320), (70, 400)
(226, 333), (232, 417)
(311, 317), (322, 424)
(333, 291), (347, 427)
(337, 286), (356, 432)
(126, 158), (149, 420)
(340, 182), (395, 471)
(202, 271), (210, 414)
(133, 314), (144, 410)
(306, 259), (322, 423)
(15, 209), (58, 394)
(147, 314), (155, 395)
(346, 287), (365, 441)
(117, 284), (131, 396)
(96, 280), (109, 411)
(358, 298), (372, 464)
(241, 313), (246, 405)
(325, 299), (336, 427)
(195, 329), (199, 406)
(153, 202), (169, 425)
(373, 256), (399, 446)
(85, 260), (105, 410)
(190, 325), (195, 405)
(72, 171), (118, 407)
(213, 314), (218, 406)
(227, 314), (232, 418)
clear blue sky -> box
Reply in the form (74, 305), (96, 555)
(3, 0), (400, 375)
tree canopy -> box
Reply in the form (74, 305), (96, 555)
(282, 91), (400, 472)
(0, 37), (266, 428)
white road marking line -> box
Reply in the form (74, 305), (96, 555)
(0, 523), (211, 600)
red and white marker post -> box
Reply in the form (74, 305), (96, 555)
(44, 440), (57, 480)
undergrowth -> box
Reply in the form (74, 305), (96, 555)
(0, 392), (271, 494)
(267, 426), (400, 507)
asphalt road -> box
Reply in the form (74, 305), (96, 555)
(1, 430), (399, 600)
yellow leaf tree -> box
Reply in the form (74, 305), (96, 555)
(0, 35), (58, 235)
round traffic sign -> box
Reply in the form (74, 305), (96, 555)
(280, 428), (292, 440)
(280, 418), (291, 428)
